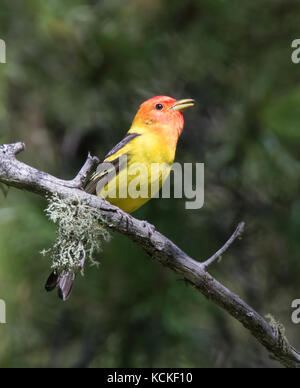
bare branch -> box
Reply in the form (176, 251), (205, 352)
(203, 222), (245, 269)
(0, 142), (300, 368)
(0, 142), (25, 156)
(68, 153), (100, 189)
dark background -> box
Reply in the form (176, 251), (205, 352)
(0, 0), (300, 368)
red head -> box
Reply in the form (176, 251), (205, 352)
(132, 96), (195, 141)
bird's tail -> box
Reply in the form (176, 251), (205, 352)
(45, 270), (75, 301)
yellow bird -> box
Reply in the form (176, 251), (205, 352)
(46, 96), (195, 299)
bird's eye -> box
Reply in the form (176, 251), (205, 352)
(155, 103), (164, 110)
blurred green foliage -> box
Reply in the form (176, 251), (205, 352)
(0, 0), (300, 368)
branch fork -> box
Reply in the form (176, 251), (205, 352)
(202, 222), (245, 270)
(66, 153), (100, 189)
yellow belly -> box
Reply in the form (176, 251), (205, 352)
(107, 196), (151, 214)
(98, 161), (172, 213)
(97, 131), (175, 214)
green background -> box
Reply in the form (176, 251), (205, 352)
(0, 0), (300, 368)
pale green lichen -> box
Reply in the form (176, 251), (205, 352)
(41, 194), (111, 273)
(265, 314), (290, 352)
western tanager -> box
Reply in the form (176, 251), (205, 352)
(46, 96), (195, 300)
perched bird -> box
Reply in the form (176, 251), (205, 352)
(46, 96), (195, 300)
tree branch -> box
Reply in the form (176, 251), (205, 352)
(203, 222), (245, 269)
(0, 142), (299, 368)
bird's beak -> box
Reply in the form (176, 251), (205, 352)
(171, 99), (195, 112)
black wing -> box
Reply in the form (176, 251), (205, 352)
(84, 133), (140, 195)
(104, 133), (140, 159)
(84, 157), (125, 195)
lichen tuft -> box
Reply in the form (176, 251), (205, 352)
(266, 314), (290, 352)
(41, 194), (111, 273)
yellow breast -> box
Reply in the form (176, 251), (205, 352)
(98, 130), (175, 213)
